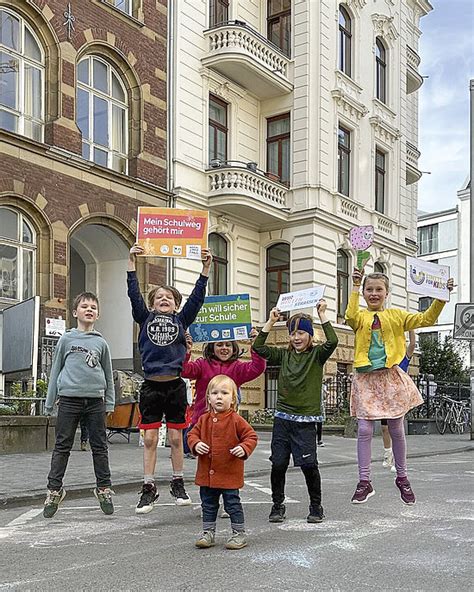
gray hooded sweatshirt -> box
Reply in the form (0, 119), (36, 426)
(45, 329), (115, 413)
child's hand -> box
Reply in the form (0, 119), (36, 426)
(129, 243), (144, 259)
(195, 441), (210, 455)
(230, 445), (245, 458)
(268, 307), (280, 324)
(316, 299), (327, 316)
(201, 248), (212, 270)
(352, 267), (363, 287)
(185, 331), (193, 354)
(249, 327), (258, 342)
(447, 278), (454, 292)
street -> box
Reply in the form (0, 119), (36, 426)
(0, 451), (472, 591)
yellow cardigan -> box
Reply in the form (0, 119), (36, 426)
(345, 291), (445, 369)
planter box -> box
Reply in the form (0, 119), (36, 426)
(407, 418), (437, 435)
(0, 416), (50, 454)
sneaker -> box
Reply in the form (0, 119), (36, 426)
(383, 449), (393, 469)
(351, 480), (375, 504)
(268, 503), (286, 523)
(225, 530), (247, 550)
(195, 530), (216, 548)
(80, 441), (88, 452)
(395, 477), (416, 505)
(317, 441), (325, 447)
(307, 504), (325, 523)
(391, 465), (397, 473)
(135, 483), (159, 514)
(43, 488), (66, 518)
(184, 452), (196, 460)
(170, 478), (192, 506)
(94, 487), (115, 515)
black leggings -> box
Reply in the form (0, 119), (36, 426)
(316, 421), (322, 442)
(271, 463), (322, 507)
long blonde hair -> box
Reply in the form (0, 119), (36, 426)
(206, 375), (238, 412)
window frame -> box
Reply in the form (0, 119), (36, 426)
(266, 112), (290, 186)
(418, 296), (433, 312)
(375, 147), (386, 214)
(0, 7), (45, 141)
(266, 242), (290, 317)
(337, 125), (351, 196)
(208, 93), (228, 165)
(208, 232), (228, 296)
(76, 55), (129, 174)
(338, 5), (352, 77)
(209, 0), (229, 28)
(375, 37), (387, 103)
(417, 224), (439, 255)
(0, 206), (36, 302)
(337, 249), (349, 321)
(267, 0), (291, 57)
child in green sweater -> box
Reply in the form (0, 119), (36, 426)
(252, 300), (338, 523)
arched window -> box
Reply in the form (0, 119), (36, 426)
(374, 261), (385, 274)
(0, 8), (44, 141)
(208, 233), (228, 295)
(338, 6), (352, 77)
(376, 37), (387, 103)
(77, 56), (128, 173)
(0, 207), (35, 301)
(337, 249), (349, 320)
(266, 242), (290, 316)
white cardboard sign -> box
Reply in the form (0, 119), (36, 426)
(45, 317), (66, 337)
(276, 285), (326, 313)
(406, 257), (450, 301)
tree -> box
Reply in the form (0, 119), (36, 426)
(418, 335), (469, 383)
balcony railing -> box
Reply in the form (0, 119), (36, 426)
(406, 46), (423, 94)
(202, 21), (292, 99)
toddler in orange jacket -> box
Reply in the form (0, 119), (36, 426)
(187, 375), (257, 550)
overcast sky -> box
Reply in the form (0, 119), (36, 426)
(418, 0), (474, 212)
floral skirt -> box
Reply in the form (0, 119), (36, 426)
(350, 366), (423, 420)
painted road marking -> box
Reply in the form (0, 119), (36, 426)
(6, 509), (43, 527)
(245, 480), (299, 503)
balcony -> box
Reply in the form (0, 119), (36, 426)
(206, 161), (289, 225)
(406, 142), (422, 185)
(202, 22), (293, 99)
(406, 46), (423, 94)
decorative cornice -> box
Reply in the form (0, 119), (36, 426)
(343, 0), (367, 15)
(371, 13), (399, 43)
(369, 115), (400, 144)
(332, 89), (369, 121)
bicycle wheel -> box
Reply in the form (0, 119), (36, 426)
(448, 409), (464, 434)
(435, 405), (448, 435)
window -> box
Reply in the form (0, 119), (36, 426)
(267, 0), (291, 57)
(419, 331), (438, 346)
(0, 8), (44, 141)
(375, 37), (387, 103)
(337, 125), (351, 196)
(267, 113), (290, 185)
(0, 207), (35, 301)
(418, 297), (433, 312)
(374, 261), (385, 274)
(208, 233), (228, 295)
(337, 249), (349, 320)
(113, 0), (133, 15)
(338, 5), (352, 77)
(208, 94), (228, 165)
(266, 243), (290, 316)
(375, 148), (386, 213)
(77, 56), (128, 173)
(209, 0), (229, 27)
(417, 224), (438, 255)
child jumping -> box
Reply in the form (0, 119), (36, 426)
(252, 300), (338, 524)
(187, 375), (257, 550)
(127, 243), (211, 514)
(182, 329), (266, 428)
(43, 292), (115, 518)
(346, 270), (453, 505)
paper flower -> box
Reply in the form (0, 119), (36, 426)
(349, 225), (374, 250)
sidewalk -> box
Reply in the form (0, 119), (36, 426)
(0, 431), (472, 507)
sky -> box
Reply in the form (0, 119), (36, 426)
(418, 0), (474, 212)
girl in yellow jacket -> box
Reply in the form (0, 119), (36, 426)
(345, 269), (453, 506)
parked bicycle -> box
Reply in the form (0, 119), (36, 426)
(434, 395), (471, 435)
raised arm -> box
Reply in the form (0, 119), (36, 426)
(315, 299), (338, 364)
(233, 348), (267, 385)
(127, 244), (149, 324)
(251, 308), (284, 366)
(345, 268), (363, 330)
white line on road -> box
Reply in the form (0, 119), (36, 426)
(6, 509), (43, 527)
(245, 480), (299, 503)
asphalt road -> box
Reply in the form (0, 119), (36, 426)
(0, 452), (472, 591)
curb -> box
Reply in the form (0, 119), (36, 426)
(1, 445), (472, 509)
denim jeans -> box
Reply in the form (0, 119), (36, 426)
(200, 486), (245, 531)
(47, 397), (111, 490)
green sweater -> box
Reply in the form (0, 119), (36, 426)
(252, 322), (338, 416)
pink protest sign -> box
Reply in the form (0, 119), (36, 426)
(349, 225), (375, 251)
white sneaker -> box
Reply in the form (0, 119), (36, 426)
(391, 465), (397, 473)
(382, 449), (393, 469)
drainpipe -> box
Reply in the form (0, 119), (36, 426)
(167, 0), (176, 287)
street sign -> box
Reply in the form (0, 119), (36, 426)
(453, 303), (474, 340)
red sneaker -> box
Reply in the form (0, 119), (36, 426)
(351, 480), (375, 504)
(395, 477), (416, 505)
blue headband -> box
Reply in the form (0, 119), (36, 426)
(288, 317), (314, 336)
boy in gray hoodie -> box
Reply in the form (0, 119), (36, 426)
(43, 292), (115, 518)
